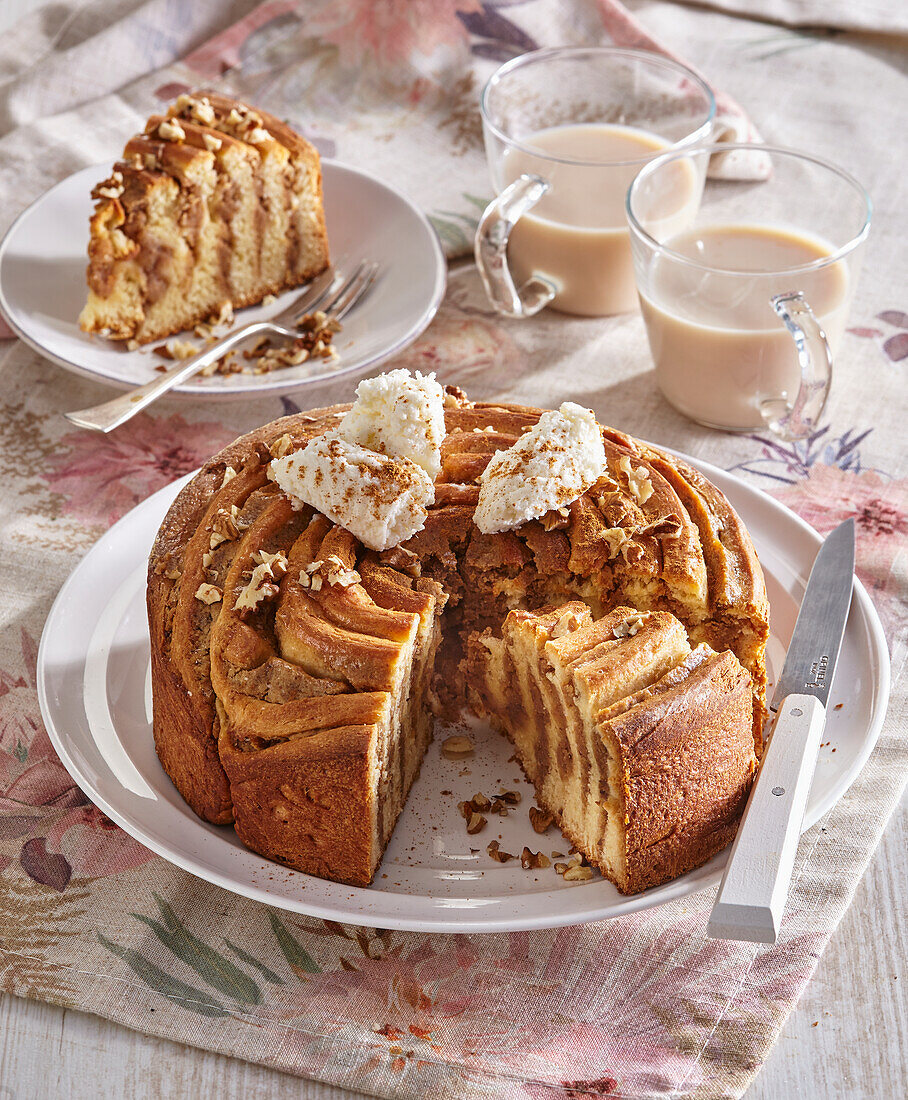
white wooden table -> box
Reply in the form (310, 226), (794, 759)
(1, 797), (903, 1099)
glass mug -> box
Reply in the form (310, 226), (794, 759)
(475, 47), (715, 319)
(626, 144), (871, 440)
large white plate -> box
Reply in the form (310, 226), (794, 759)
(0, 161), (446, 399)
(37, 456), (890, 932)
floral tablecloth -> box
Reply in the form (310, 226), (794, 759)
(0, 3), (905, 1098)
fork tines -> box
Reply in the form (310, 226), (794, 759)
(292, 260), (379, 325)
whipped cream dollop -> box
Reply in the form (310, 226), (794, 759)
(269, 430), (433, 552)
(339, 369), (446, 480)
(473, 402), (606, 534)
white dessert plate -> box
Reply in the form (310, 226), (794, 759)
(37, 455), (890, 932)
(0, 161), (446, 399)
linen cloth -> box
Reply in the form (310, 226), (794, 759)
(0, 3), (905, 1098)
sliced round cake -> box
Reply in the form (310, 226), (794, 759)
(147, 380), (768, 891)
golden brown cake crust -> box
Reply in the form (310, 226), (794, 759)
(605, 650), (755, 893)
(147, 395), (770, 891)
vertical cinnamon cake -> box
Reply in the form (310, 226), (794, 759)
(79, 93), (329, 344)
(147, 377), (767, 891)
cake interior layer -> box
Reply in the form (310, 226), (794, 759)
(469, 604), (756, 894)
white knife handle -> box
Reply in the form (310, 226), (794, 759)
(707, 693), (826, 944)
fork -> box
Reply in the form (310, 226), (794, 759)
(64, 261), (379, 433)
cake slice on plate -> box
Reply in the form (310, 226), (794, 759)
(79, 93), (329, 345)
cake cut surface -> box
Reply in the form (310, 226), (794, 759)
(147, 383), (769, 890)
(469, 604), (756, 894)
(79, 93), (329, 345)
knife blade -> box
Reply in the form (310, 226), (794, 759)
(771, 518), (855, 710)
(707, 518), (855, 944)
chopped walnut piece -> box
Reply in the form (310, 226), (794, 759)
(209, 504), (241, 549)
(497, 790), (521, 806)
(163, 568), (181, 581)
(600, 526), (631, 559)
(458, 793), (493, 829)
(269, 433), (294, 460)
(612, 613), (647, 639)
(165, 339), (198, 361)
(618, 454), (654, 504)
(529, 806), (554, 833)
(143, 152), (158, 170)
(521, 847), (551, 870)
(208, 300), (234, 328)
(441, 735), (474, 759)
(487, 840), (516, 863)
(246, 126), (271, 146)
(234, 549), (289, 613)
(188, 97), (216, 125)
(540, 507), (571, 531)
(213, 311), (340, 377)
(554, 862), (569, 875)
(298, 557), (355, 591)
(158, 118), (186, 142)
(378, 545), (421, 577)
(220, 465), (237, 489)
(638, 515), (683, 539)
(323, 553), (361, 588)
(550, 609), (584, 639)
(442, 384), (469, 408)
(194, 582), (222, 604)
(563, 864), (594, 882)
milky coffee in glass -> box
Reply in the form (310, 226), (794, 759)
(504, 124), (701, 316)
(627, 143), (870, 439)
(476, 48), (715, 319)
(639, 224), (850, 431)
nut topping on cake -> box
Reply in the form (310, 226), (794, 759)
(234, 550), (289, 612)
(194, 582), (222, 604)
(618, 454), (654, 504)
(612, 613), (647, 638)
(474, 402), (606, 533)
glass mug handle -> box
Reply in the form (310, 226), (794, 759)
(474, 173), (557, 318)
(762, 291), (834, 440)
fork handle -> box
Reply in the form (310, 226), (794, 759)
(63, 319), (275, 433)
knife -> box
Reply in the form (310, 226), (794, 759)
(707, 518), (855, 944)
